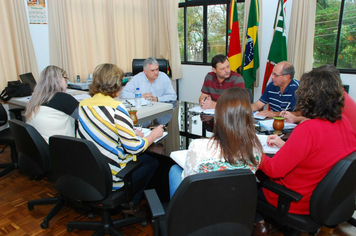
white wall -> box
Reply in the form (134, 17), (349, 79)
(25, 0), (356, 101)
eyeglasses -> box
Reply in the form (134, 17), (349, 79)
(272, 73), (286, 77)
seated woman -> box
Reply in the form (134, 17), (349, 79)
(76, 63), (163, 216)
(256, 68), (356, 232)
(25, 65), (79, 143)
(281, 64), (356, 133)
(169, 87), (263, 198)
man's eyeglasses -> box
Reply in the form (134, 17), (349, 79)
(272, 73), (286, 77)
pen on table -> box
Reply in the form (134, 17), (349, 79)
(125, 99), (134, 107)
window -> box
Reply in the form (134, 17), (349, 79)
(178, 0), (245, 64)
(314, 0), (356, 72)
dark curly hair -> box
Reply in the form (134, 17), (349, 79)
(295, 68), (344, 122)
(89, 63), (124, 97)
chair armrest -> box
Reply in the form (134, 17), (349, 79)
(115, 160), (142, 179)
(144, 189), (165, 218)
(262, 180), (303, 202)
(261, 180), (303, 225)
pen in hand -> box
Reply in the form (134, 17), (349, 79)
(282, 103), (291, 117)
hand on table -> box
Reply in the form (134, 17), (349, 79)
(150, 124), (164, 140)
(134, 127), (144, 137)
(256, 110), (279, 118)
(266, 134), (285, 148)
(142, 93), (157, 102)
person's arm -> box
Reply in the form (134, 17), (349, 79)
(279, 111), (307, 124)
(199, 94), (216, 109)
(116, 105), (162, 154)
(259, 125), (312, 178)
(199, 93), (209, 104)
(119, 78), (136, 99)
(251, 100), (265, 112)
(155, 73), (177, 102)
(144, 125), (164, 145)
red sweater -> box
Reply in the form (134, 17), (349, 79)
(343, 91), (356, 133)
(260, 116), (356, 214)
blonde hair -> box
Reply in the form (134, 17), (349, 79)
(25, 65), (67, 121)
(89, 63), (124, 97)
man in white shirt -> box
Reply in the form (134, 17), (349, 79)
(120, 57), (177, 104)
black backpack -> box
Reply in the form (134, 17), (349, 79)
(0, 81), (32, 102)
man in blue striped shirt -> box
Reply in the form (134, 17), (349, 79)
(252, 61), (299, 118)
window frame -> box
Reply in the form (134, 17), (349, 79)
(315, 0), (355, 74)
(179, 0), (241, 65)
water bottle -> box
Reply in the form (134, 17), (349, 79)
(135, 87), (142, 109)
(76, 75), (80, 83)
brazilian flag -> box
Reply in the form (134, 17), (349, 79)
(242, 0), (259, 90)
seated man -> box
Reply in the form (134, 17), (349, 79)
(120, 57), (177, 105)
(199, 54), (245, 109)
(252, 61), (299, 118)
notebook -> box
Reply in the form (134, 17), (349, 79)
(19, 73), (37, 92)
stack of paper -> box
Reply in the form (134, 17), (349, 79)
(140, 128), (168, 143)
(170, 150), (188, 168)
(189, 106), (215, 115)
(257, 134), (280, 154)
(253, 111), (266, 120)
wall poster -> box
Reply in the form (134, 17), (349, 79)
(27, 0), (47, 24)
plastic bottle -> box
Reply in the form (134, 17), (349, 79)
(135, 87), (142, 109)
(76, 75), (80, 83)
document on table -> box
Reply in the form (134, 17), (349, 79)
(253, 111), (266, 120)
(141, 128), (168, 143)
(257, 134), (280, 154)
(122, 98), (149, 107)
(258, 119), (297, 132)
(170, 150), (188, 168)
(189, 106), (215, 115)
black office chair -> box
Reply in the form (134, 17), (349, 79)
(257, 151), (356, 236)
(144, 169), (257, 236)
(132, 58), (168, 76)
(8, 119), (63, 229)
(49, 135), (147, 235)
(0, 103), (18, 177)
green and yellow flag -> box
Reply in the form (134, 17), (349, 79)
(228, 0), (242, 72)
(242, 0), (260, 90)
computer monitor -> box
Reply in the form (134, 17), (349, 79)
(19, 73), (37, 92)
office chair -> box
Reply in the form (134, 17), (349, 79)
(132, 58), (168, 76)
(0, 103), (18, 178)
(8, 119), (63, 229)
(144, 169), (257, 236)
(49, 135), (147, 235)
(257, 151), (356, 236)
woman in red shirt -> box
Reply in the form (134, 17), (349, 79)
(255, 67), (356, 235)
